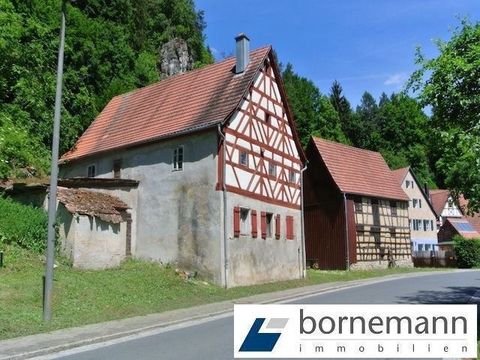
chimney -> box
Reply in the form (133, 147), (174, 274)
(235, 33), (250, 74)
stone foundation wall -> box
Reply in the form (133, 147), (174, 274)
(350, 258), (414, 270)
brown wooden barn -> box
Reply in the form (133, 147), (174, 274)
(304, 137), (413, 270)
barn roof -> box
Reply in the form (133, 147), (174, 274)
(310, 137), (409, 201)
(61, 46), (272, 162)
(458, 195), (480, 233)
(444, 218), (480, 239)
(57, 187), (129, 224)
(430, 189), (450, 216)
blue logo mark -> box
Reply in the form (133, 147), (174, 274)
(239, 317), (289, 352)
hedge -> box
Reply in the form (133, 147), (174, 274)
(0, 196), (48, 253)
(453, 235), (480, 268)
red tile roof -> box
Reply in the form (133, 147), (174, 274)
(61, 46), (272, 162)
(430, 189), (450, 216)
(311, 137), (409, 201)
(391, 167), (410, 185)
(444, 217), (480, 239)
(458, 195), (480, 233)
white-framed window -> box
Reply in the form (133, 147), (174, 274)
(406, 180), (411, 188)
(423, 219), (430, 231)
(87, 164), (96, 178)
(266, 213), (273, 238)
(240, 208), (250, 235)
(239, 150), (248, 167)
(173, 146), (184, 171)
(268, 161), (276, 177)
(418, 199), (422, 208)
(412, 199), (418, 208)
(289, 169), (296, 183)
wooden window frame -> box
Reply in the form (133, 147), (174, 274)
(173, 146), (184, 171)
(239, 150), (248, 167)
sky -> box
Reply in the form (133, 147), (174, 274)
(195, 0), (479, 106)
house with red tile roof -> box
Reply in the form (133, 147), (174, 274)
(391, 167), (438, 252)
(429, 189), (463, 225)
(458, 195), (480, 233)
(59, 35), (305, 287)
(304, 137), (412, 270)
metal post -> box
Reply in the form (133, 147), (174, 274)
(43, 2), (66, 322)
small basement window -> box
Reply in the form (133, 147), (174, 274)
(87, 164), (96, 178)
(239, 150), (248, 167)
(173, 146), (184, 171)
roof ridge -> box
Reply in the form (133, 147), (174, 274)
(312, 136), (383, 157)
(118, 45), (272, 99)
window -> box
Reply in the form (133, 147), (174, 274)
(113, 159), (122, 179)
(87, 164), (96, 178)
(418, 199), (422, 208)
(240, 208), (250, 235)
(406, 180), (411, 188)
(173, 146), (184, 171)
(431, 220), (434, 231)
(423, 220), (429, 231)
(425, 244), (431, 251)
(268, 162), (276, 177)
(289, 169), (296, 183)
(356, 224), (365, 232)
(411, 182), (414, 189)
(412, 199), (418, 208)
(239, 150), (248, 167)
(266, 213), (273, 238)
(354, 197), (363, 213)
(390, 201), (397, 216)
(390, 227), (396, 238)
(265, 113), (271, 124)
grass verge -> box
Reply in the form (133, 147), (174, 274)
(0, 244), (443, 340)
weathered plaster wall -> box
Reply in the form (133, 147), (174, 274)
(61, 130), (222, 283)
(225, 192), (302, 287)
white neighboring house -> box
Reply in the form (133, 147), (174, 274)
(392, 167), (438, 252)
(430, 189), (463, 227)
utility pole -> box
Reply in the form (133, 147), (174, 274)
(43, 0), (67, 322)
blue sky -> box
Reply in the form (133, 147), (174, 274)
(195, 0), (479, 106)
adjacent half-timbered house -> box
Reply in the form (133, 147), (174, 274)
(304, 137), (412, 270)
(59, 35), (305, 287)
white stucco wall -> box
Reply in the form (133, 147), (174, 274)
(400, 171), (438, 250)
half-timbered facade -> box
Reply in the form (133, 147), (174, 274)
(59, 35), (305, 287)
(304, 137), (413, 270)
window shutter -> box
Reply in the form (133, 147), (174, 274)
(233, 206), (240, 237)
(275, 214), (281, 239)
(286, 216), (294, 240)
(251, 210), (258, 238)
(261, 212), (267, 239)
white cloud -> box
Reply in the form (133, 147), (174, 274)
(384, 72), (408, 86)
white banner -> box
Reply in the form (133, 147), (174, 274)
(234, 304), (477, 358)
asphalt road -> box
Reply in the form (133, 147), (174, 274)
(48, 271), (480, 360)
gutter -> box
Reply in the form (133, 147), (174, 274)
(217, 124), (228, 288)
(343, 192), (350, 271)
(300, 161), (309, 278)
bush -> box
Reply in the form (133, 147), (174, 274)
(0, 196), (48, 253)
(453, 235), (480, 268)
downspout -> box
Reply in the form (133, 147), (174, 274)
(217, 124), (228, 288)
(343, 193), (350, 270)
(300, 161), (309, 278)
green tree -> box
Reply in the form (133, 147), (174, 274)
(409, 20), (480, 210)
(282, 64), (347, 145)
